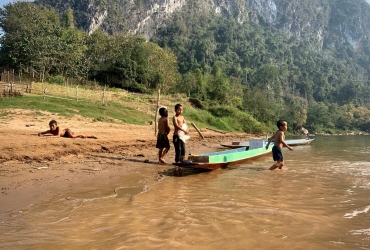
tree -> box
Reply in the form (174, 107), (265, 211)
(0, 2), (68, 80)
(142, 43), (178, 92)
(306, 102), (335, 132)
(251, 64), (279, 91)
(62, 8), (74, 29)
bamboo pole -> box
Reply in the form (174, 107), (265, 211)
(206, 127), (228, 134)
(191, 122), (204, 140)
(154, 89), (160, 136)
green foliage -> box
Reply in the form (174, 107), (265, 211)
(64, 8), (74, 29)
(209, 105), (237, 117)
(304, 102), (370, 133)
(188, 97), (205, 109)
(184, 105), (267, 133)
(151, 2), (370, 133)
(49, 75), (64, 84)
(0, 2), (61, 73)
(85, 32), (178, 93)
(0, 2), (87, 80)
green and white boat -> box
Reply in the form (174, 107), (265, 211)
(173, 140), (272, 170)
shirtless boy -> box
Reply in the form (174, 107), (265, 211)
(38, 120), (97, 139)
(156, 107), (171, 164)
(265, 120), (293, 170)
(172, 104), (189, 163)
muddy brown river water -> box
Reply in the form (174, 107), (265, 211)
(1, 135), (369, 249)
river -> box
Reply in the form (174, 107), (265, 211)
(1, 135), (369, 249)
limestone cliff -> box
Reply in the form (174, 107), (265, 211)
(35, 0), (370, 49)
(35, 0), (248, 39)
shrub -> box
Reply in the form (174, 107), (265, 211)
(189, 97), (204, 109)
(209, 105), (237, 117)
(49, 75), (65, 85)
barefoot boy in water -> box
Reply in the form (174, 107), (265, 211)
(38, 120), (97, 139)
(172, 103), (189, 163)
(265, 120), (293, 170)
(156, 107), (171, 164)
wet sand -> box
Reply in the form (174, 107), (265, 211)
(0, 110), (259, 213)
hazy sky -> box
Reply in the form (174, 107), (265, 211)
(0, 0), (33, 8)
(0, 0), (13, 7)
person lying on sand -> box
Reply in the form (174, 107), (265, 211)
(38, 120), (97, 139)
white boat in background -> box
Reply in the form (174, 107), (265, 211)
(221, 138), (315, 149)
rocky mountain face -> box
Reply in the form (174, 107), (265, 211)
(35, 0), (248, 38)
(247, 0), (369, 51)
(35, 0), (370, 50)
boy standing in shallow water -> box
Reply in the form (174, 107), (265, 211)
(38, 120), (97, 139)
(265, 120), (293, 170)
(156, 107), (171, 164)
(172, 103), (189, 163)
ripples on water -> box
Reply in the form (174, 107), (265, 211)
(0, 136), (369, 249)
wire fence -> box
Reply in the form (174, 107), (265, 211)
(32, 82), (122, 103)
(0, 69), (133, 102)
(0, 70), (180, 116)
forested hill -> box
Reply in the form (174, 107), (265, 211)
(1, 0), (370, 133)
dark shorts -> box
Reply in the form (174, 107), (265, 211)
(156, 133), (170, 149)
(272, 145), (283, 162)
(62, 128), (73, 138)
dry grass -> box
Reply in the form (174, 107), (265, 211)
(32, 82), (124, 102)
(30, 82), (191, 116)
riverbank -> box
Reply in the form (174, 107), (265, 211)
(0, 110), (258, 213)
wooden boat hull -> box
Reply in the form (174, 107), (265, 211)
(172, 162), (228, 170)
(220, 144), (249, 149)
(220, 141), (250, 149)
(173, 145), (272, 170)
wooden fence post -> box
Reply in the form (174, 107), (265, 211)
(155, 89), (160, 136)
(76, 85), (79, 102)
(102, 85), (106, 105)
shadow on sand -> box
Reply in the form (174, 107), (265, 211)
(89, 154), (211, 177)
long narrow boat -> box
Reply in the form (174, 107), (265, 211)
(173, 140), (272, 170)
(285, 138), (315, 146)
(221, 138), (314, 149)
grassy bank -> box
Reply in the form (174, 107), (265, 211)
(1, 82), (268, 134)
(0, 95), (154, 124)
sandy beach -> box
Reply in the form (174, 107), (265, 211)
(0, 110), (257, 213)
